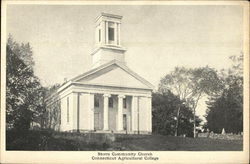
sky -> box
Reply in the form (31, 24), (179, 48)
(6, 4), (244, 122)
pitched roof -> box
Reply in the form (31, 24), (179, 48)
(58, 60), (154, 93)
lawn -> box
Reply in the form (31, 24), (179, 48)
(114, 134), (243, 151)
(6, 130), (243, 151)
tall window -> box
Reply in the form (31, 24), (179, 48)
(94, 96), (99, 107)
(98, 29), (101, 42)
(109, 97), (113, 108)
(123, 98), (127, 108)
(67, 97), (69, 123)
(108, 27), (114, 41)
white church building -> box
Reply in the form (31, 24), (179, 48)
(46, 13), (154, 134)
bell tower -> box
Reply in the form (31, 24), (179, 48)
(91, 13), (126, 68)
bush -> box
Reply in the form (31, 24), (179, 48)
(6, 129), (53, 150)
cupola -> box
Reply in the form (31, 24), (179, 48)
(91, 13), (126, 68)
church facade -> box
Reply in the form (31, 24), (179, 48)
(46, 13), (154, 134)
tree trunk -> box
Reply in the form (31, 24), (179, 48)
(175, 105), (180, 136)
(193, 107), (196, 138)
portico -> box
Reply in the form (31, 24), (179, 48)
(58, 75), (153, 134)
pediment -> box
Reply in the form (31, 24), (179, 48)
(74, 62), (154, 90)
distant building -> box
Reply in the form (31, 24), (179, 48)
(46, 13), (154, 134)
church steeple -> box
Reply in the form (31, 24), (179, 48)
(91, 13), (126, 68)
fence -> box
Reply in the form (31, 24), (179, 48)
(198, 132), (243, 140)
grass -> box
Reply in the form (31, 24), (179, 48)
(6, 130), (110, 151)
(114, 134), (243, 151)
(6, 130), (243, 151)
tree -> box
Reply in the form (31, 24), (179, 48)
(159, 66), (221, 137)
(205, 54), (243, 134)
(152, 91), (201, 137)
(43, 84), (61, 130)
(6, 35), (45, 130)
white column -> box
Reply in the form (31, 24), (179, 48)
(101, 21), (105, 44)
(103, 94), (110, 130)
(95, 27), (97, 45)
(117, 23), (121, 45)
(114, 23), (118, 45)
(105, 21), (109, 44)
(89, 93), (95, 130)
(117, 95), (125, 131)
(131, 96), (138, 132)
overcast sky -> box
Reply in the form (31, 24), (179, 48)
(7, 4), (243, 121)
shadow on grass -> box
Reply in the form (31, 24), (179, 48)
(6, 130), (111, 151)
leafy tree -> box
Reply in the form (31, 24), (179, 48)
(152, 91), (201, 137)
(158, 66), (221, 137)
(206, 54), (243, 134)
(43, 84), (61, 130)
(6, 35), (45, 130)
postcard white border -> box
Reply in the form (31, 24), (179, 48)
(1, 1), (249, 163)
